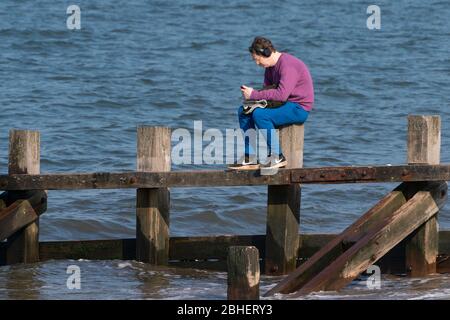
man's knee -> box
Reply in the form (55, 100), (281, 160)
(252, 108), (270, 123)
(238, 105), (245, 117)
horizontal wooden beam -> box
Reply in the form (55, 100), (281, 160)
(290, 165), (450, 184)
(0, 170), (289, 190)
(37, 238), (136, 261)
(0, 235), (334, 265)
(2, 233), (450, 274)
(0, 164), (450, 190)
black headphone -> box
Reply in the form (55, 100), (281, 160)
(250, 45), (272, 58)
(258, 47), (272, 57)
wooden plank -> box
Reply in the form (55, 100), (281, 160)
(265, 180), (447, 296)
(136, 127), (171, 264)
(290, 164), (450, 184)
(0, 170), (290, 190)
(5, 235), (329, 263)
(227, 246), (260, 300)
(6, 130), (40, 264)
(292, 191), (440, 296)
(1, 232), (450, 270)
(0, 200), (38, 241)
(170, 235), (265, 260)
(265, 186), (407, 296)
(1, 164), (450, 190)
(0, 190), (47, 216)
(265, 125), (303, 276)
(39, 239), (135, 260)
(36, 236), (264, 262)
(405, 115), (442, 276)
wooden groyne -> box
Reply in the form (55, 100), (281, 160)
(0, 115), (449, 298)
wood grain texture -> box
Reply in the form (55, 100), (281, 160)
(136, 127), (171, 264)
(6, 130), (40, 264)
(227, 246), (260, 300)
(406, 115), (442, 276)
(265, 124), (303, 275)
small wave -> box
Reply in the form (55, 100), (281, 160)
(140, 78), (155, 85)
(111, 29), (130, 34)
(192, 4), (213, 10)
(47, 75), (77, 81)
(93, 99), (126, 108)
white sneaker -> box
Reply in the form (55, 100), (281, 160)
(260, 154), (287, 169)
(227, 155), (260, 170)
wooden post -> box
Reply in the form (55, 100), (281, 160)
(6, 130), (40, 264)
(227, 246), (260, 300)
(265, 124), (304, 275)
(405, 115), (441, 276)
(136, 127), (171, 264)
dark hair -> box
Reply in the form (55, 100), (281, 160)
(248, 37), (276, 57)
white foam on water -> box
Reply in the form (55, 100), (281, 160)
(117, 262), (133, 269)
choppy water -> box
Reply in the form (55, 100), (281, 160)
(0, 0), (450, 299)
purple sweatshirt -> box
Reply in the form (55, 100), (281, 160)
(249, 53), (314, 111)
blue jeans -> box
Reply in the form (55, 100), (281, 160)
(238, 101), (309, 156)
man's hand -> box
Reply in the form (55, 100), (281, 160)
(240, 85), (253, 100)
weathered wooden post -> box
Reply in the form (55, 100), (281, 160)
(265, 124), (304, 275)
(136, 127), (171, 264)
(6, 130), (40, 264)
(227, 246), (260, 300)
(405, 115), (441, 276)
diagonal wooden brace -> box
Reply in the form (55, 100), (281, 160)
(265, 181), (447, 296)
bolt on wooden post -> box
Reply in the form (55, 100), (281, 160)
(227, 246), (260, 300)
(265, 124), (304, 275)
(136, 127), (171, 264)
(6, 130), (40, 264)
(406, 115), (441, 276)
